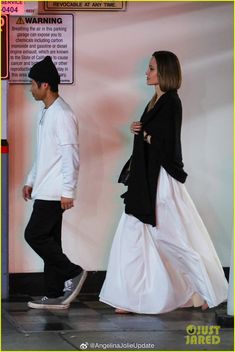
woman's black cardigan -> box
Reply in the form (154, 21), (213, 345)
(119, 90), (187, 226)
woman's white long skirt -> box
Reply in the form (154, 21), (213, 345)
(99, 167), (228, 314)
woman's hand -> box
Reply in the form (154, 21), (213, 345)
(143, 130), (152, 144)
(130, 121), (142, 135)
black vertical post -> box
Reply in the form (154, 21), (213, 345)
(1, 140), (9, 299)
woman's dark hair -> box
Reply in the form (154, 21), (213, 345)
(152, 51), (182, 91)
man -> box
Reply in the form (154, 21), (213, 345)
(23, 56), (87, 309)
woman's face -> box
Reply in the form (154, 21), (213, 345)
(146, 56), (159, 86)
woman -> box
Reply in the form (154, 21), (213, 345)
(99, 51), (228, 314)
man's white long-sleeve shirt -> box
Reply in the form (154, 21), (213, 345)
(26, 97), (79, 200)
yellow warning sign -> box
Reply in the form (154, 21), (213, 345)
(16, 17), (25, 24)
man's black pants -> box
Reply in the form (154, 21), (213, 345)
(25, 200), (82, 298)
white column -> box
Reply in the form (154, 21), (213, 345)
(1, 80), (8, 139)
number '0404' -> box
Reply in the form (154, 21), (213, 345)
(2, 6), (18, 13)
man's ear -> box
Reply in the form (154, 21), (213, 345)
(42, 82), (49, 89)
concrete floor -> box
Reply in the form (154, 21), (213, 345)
(2, 298), (233, 351)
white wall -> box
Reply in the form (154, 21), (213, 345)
(1, 81), (8, 140)
(8, 1), (233, 272)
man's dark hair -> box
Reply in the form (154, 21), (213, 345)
(29, 56), (60, 91)
(36, 81), (59, 93)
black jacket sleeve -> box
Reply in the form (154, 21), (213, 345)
(143, 94), (187, 182)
